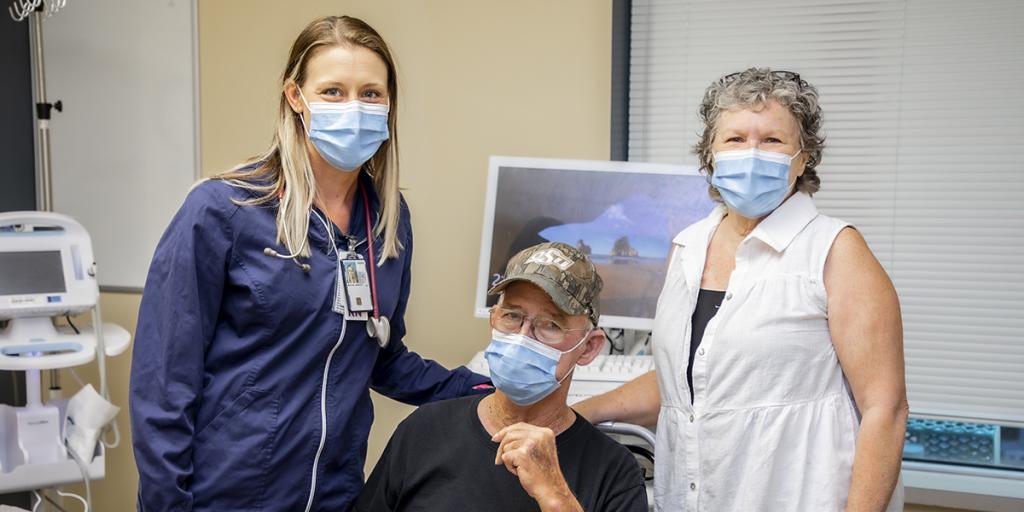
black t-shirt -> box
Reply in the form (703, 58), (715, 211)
(355, 394), (648, 512)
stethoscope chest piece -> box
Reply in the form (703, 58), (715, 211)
(368, 315), (390, 349)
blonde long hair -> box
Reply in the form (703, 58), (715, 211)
(216, 16), (403, 262)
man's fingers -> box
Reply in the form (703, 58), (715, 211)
(492, 422), (557, 479)
(501, 449), (520, 476)
(491, 422), (544, 442)
(492, 423), (521, 442)
(493, 428), (532, 463)
(495, 438), (524, 465)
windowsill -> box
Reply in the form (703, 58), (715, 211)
(903, 461), (1024, 512)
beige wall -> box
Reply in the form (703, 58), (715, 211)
(58, 1), (959, 511)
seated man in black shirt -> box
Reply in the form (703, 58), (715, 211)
(356, 242), (647, 512)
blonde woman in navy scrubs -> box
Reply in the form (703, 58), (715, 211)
(130, 16), (488, 512)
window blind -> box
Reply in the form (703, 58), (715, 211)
(629, 0), (1024, 425)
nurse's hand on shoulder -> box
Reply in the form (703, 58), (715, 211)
(492, 423), (583, 512)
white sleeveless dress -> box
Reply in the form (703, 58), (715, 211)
(652, 192), (903, 511)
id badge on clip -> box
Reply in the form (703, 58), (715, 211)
(341, 253), (373, 321)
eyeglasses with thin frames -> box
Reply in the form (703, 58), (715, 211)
(489, 305), (591, 346)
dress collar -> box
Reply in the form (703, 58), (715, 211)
(746, 192), (819, 252)
(672, 192), (818, 253)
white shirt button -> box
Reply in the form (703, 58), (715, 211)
(689, 414), (695, 422)
(690, 482), (697, 491)
(725, 291), (734, 300)
(698, 348), (706, 356)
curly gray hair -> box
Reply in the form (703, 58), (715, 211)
(693, 68), (825, 200)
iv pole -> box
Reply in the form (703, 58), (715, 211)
(11, 0), (68, 218)
(31, 9), (60, 213)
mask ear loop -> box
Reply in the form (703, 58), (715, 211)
(555, 327), (595, 384)
(786, 145), (807, 195)
(295, 87), (313, 136)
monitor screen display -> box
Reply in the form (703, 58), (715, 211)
(0, 250), (67, 296)
(478, 158), (717, 328)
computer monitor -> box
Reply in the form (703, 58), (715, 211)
(476, 156), (717, 330)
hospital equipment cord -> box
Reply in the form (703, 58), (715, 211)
(65, 314), (122, 449)
(36, 490), (71, 512)
(65, 315), (79, 334)
(607, 328), (625, 354)
(65, 313), (121, 450)
(31, 486), (87, 512)
(63, 436), (93, 511)
(624, 444), (656, 481)
(55, 490), (88, 512)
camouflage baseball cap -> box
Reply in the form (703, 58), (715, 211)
(488, 242), (603, 325)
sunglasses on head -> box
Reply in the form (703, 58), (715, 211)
(720, 70), (805, 89)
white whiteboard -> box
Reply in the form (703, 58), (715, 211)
(44, 0), (199, 290)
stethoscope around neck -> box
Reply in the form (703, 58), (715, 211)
(263, 185), (391, 348)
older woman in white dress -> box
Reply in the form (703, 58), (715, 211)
(575, 68), (907, 511)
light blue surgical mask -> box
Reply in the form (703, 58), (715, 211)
(711, 147), (801, 218)
(484, 328), (589, 406)
(299, 90), (390, 172)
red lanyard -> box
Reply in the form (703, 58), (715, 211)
(361, 185), (380, 321)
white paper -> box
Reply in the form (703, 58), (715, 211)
(63, 384), (120, 462)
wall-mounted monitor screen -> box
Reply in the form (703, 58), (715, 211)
(476, 157), (717, 330)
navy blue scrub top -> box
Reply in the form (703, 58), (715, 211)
(130, 171), (489, 512)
